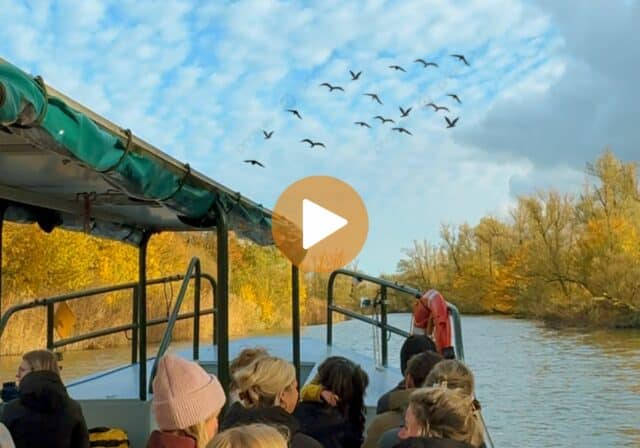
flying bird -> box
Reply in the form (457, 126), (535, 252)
(389, 65), (406, 72)
(399, 106), (412, 117)
(354, 121), (371, 128)
(414, 59), (438, 68)
(450, 54), (470, 66)
(319, 82), (345, 92)
(287, 109), (302, 119)
(301, 138), (325, 148)
(392, 127), (413, 135)
(350, 70), (362, 80)
(445, 116), (459, 128)
(426, 102), (449, 112)
(364, 93), (383, 105)
(373, 115), (395, 124)
(447, 94), (462, 104)
(263, 130), (274, 139)
(244, 159), (265, 167)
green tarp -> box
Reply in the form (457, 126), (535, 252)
(0, 59), (273, 245)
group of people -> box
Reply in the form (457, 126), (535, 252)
(0, 289), (485, 448)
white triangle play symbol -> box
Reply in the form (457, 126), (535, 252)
(302, 199), (348, 249)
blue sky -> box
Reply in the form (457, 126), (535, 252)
(2, 0), (638, 274)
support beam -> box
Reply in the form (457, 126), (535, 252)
(213, 201), (230, 395)
(138, 232), (151, 401)
(0, 201), (6, 318)
(291, 265), (301, 387)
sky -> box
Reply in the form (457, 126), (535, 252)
(1, 0), (638, 275)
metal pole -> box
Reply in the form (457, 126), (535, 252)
(138, 232), (151, 401)
(0, 201), (7, 319)
(131, 287), (138, 364)
(380, 286), (388, 367)
(46, 302), (54, 351)
(327, 271), (338, 346)
(291, 264), (301, 387)
(193, 260), (201, 361)
(214, 201), (230, 395)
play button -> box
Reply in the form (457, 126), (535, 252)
(272, 176), (368, 273)
(302, 199), (348, 249)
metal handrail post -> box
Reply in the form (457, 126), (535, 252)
(46, 302), (55, 351)
(138, 232), (151, 401)
(214, 200), (230, 395)
(380, 286), (388, 367)
(292, 264), (301, 387)
(193, 260), (201, 361)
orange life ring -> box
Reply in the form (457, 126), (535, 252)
(412, 289), (452, 355)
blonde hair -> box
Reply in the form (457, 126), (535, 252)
(409, 386), (484, 447)
(206, 423), (288, 448)
(22, 350), (60, 375)
(229, 347), (269, 392)
(233, 356), (296, 408)
(177, 412), (217, 447)
(423, 359), (475, 396)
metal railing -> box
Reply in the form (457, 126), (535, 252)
(0, 264), (216, 365)
(327, 269), (466, 366)
(148, 257), (204, 393)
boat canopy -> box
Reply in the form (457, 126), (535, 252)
(0, 58), (274, 246)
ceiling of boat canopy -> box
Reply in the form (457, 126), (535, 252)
(0, 58), (285, 246)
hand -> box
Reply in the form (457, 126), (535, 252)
(320, 389), (340, 407)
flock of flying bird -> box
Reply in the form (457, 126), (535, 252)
(243, 53), (470, 167)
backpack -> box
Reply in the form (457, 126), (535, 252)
(88, 427), (130, 447)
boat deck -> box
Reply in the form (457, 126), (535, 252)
(67, 335), (402, 408)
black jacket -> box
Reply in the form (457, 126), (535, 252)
(0, 370), (89, 448)
(393, 437), (475, 448)
(377, 380), (405, 414)
(221, 401), (322, 448)
(294, 401), (364, 448)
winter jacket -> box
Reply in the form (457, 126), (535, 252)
(362, 388), (415, 448)
(221, 401), (321, 448)
(376, 380), (406, 414)
(294, 400), (363, 448)
(0, 370), (89, 448)
(145, 430), (196, 448)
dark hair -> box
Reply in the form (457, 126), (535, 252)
(317, 356), (369, 433)
(405, 351), (443, 387)
(400, 335), (437, 375)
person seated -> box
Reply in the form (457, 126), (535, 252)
(146, 354), (226, 448)
(412, 290), (454, 358)
(0, 350), (89, 448)
(228, 347), (269, 403)
(376, 335), (437, 414)
(362, 351), (442, 448)
(206, 423), (288, 448)
(220, 356), (321, 448)
(393, 386), (484, 448)
(294, 356), (369, 448)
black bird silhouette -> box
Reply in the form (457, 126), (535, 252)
(263, 130), (274, 139)
(414, 59), (438, 68)
(373, 115), (395, 124)
(399, 106), (412, 117)
(319, 82), (345, 92)
(287, 109), (302, 119)
(364, 93), (383, 105)
(392, 127), (413, 135)
(426, 102), (449, 112)
(350, 70), (362, 80)
(450, 54), (470, 66)
(244, 159), (265, 167)
(354, 121), (371, 128)
(445, 116), (459, 128)
(301, 139), (325, 148)
(389, 65), (406, 72)
(447, 94), (462, 104)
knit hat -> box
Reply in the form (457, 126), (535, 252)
(152, 354), (226, 430)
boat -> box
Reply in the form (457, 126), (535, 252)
(0, 58), (493, 447)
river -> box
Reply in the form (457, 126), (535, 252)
(1, 314), (639, 447)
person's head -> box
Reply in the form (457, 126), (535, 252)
(17, 350), (60, 382)
(400, 335), (437, 375)
(229, 347), (269, 392)
(401, 386), (483, 447)
(423, 359), (475, 396)
(233, 356), (298, 413)
(316, 356), (369, 430)
(152, 354), (226, 447)
(206, 423), (288, 448)
(404, 350), (443, 388)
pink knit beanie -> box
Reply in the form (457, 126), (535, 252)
(152, 354), (226, 430)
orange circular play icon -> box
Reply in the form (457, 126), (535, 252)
(272, 176), (368, 273)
